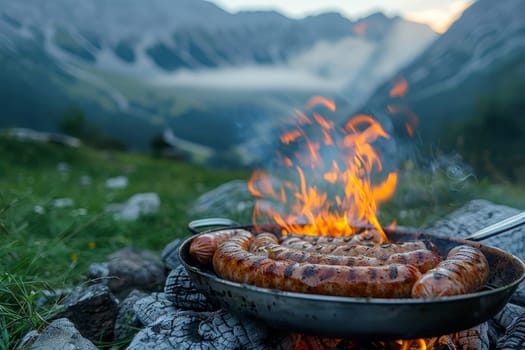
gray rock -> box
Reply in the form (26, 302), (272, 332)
(133, 293), (177, 327)
(23, 318), (98, 350)
(114, 290), (149, 342)
(164, 265), (215, 311)
(188, 180), (254, 221)
(34, 288), (73, 307)
(160, 238), (183, 270)
(106, 192), (160, 221)
(107, 248), (166, 299)
(52, 283), (118, 342)
(105, 176), (128, 189)
(126, 310), (290, 350)
(16, 329), (39, 349)
(86, 262), (110, 282)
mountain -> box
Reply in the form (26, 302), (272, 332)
(0, 0), (437, 166)
(362, 0), (525, 142)
(0, 0), (360, 73)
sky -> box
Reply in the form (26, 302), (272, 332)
(210, 0), (474, 33)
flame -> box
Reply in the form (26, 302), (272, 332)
(390, 78), (409, 97)
(292, 334), (436, 349)
(353, 22), (367, 36)
(248, 96), (397, 241)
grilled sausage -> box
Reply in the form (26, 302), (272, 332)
(388, 250), (442, 273)
(189, 228), (252, 265)
(411, 245), (490, 298)
(213, 232), (422, 298)
(282, 230), (382, 246)
(282, 236), (436, 260)
(255, 232), (440, 272)
(253, 232), (383, 266)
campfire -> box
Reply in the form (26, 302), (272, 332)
(247, 96), (397, 241)
(180, 97), (524, 349)
(19, 97), (521, 350)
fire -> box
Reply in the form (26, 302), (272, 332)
(291, 334), (436, 349)
(248, 96), (397, 241)
(352, 22), (367, 36)
(390, 78), (408, 97)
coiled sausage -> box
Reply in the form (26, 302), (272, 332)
(213, 232), (421, 298)
(255, 232), (440, 272)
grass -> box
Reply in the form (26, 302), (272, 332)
(0, 136), (247, 349)
(1, 136), (524, 349)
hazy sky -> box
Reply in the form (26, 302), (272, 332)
(210, 0), (474, 33)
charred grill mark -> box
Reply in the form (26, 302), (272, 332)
(302, 265), (318, 279)
(389, 265), (398, 279)
(295, 253), (309, 263)
(433, 272), (445, 279)
(422, 240), (434, 251)
(369, 267), (377, 280)
(250, 257), (266, 269)
(265, 263), (276, 274)
(318, 267), (336, 281)
(284, 263), (296, 278)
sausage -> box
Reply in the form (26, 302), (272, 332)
(253, 232), (383, 266)
(282, 230), (382, 246)
(387, 250), (442, 273)
(213, 232), (422, 298)
(282, 237), (436, 260)
(255, 233), (440, 272)
(411, 245), (490, 298)
(189, 229), (252, 265)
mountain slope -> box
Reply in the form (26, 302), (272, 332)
(362, 0), (525, 140)
(0, 0), (437, 166)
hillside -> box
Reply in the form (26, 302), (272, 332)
(363, 0), (525, 140)
(0, 0), (437, 165)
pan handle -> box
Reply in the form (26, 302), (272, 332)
(465, 211), (525, 241)
(187, 218), (240, 235)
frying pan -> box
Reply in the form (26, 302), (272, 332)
(179, 213), (525, 340)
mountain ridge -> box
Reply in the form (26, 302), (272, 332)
(0, 0), (437, 167)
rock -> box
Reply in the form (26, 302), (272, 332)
(86, 262), (110, 282)
(56, 162), (70, 172)
(160, 238), (183, 270)
(5, 128), (80, 147)
(164, 265), (215, 311)
(188, 180), (254, 220)
(52, 283), (119, 342)
(133, 293), (177, 327)
(33, 205), (45, 215)
(16, 329), (39, 349)
(106, 192), (160, 221)
(107, 248), (166, 299)
(114, 290), (149, 342)
(22, 318), (98, 350)
(105, 176), (128, 189)
(126, 309), (290, 350)
(496, 310), (525, 350)
(52, 198), (74, 208)
(34, 288), (73, 307)
(80, 175), (92, 186)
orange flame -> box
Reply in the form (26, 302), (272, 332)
(352, 22), (367, 36)
(292, 334), (434, 349)
(248, 96), (397, 241)
(390, 78), (408, 97)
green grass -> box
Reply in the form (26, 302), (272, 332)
(0, 136), (247, 349)
(1, 136), (524, 349)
